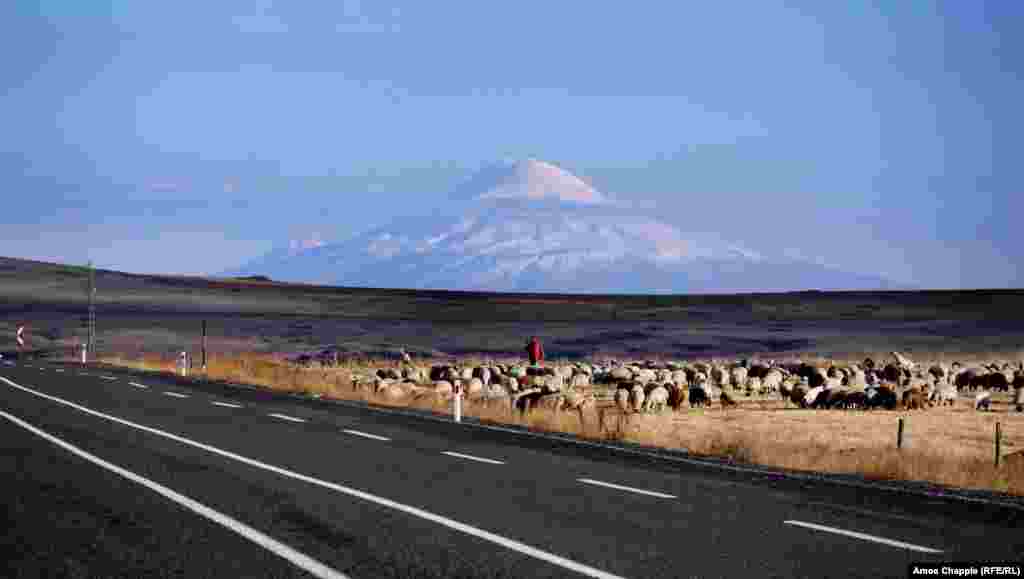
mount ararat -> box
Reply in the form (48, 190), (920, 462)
(226, 160), (903, 294)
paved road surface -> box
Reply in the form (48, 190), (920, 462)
(1, 360), (1022, 578)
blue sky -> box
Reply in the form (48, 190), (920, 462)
(1, 1), (1020, 288)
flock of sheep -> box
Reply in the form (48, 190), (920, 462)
(342, 350), (1024, 418)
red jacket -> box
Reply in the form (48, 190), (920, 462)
(526, 339), (544, 362)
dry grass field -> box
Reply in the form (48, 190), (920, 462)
(93, 351), (1024, 497)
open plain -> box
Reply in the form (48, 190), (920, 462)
(4, 255), (1024, 498)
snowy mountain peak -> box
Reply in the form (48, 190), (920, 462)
(226, 160), (901, 294)
(451, 159), (609, 206)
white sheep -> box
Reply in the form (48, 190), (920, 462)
(804, 385), (825, 408)
(975, 391), (992, 411)
(730, 366), (748, 389)
(643, 385), (670, 413)
(929, 385), (957, 407)
(615, 388), (631, 413)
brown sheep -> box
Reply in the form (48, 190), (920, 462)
(901, 388), (928, 410)
(720, 391), (738, 408)
(789, 385), (808, 408)
(844, 390), (867, 410)
(828, 390), (849, 410)
(666, 383), (687, 411)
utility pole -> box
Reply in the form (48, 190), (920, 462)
(87, 261), (96, 362)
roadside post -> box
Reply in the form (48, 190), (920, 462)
(454, 382), (463, 423)
(16, 324), (25, 359)
(897, 417), (904, 449)
(80, 343), (87, 364)
(201, 320), (207, 373)
(178, 351), (190, 377)
(996, 422), (1002, 467)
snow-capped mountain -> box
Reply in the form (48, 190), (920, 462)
(226, 159), (901, 293)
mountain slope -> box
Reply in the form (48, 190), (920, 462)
(227, 160), (902, 293)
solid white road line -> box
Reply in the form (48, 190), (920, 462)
(0, 409), (349, 579)
(342, 429), (390, 442)
(783, 520), (943, 554)
(0, 376), (625, 579)
(55, 369), (65, 373)
(268, 413), (306, 423)
(212, 402), (244, 409)
(163, 392), (190, 399)
(129, 382), (149, 390)
(442, 451), (505, 465)
(577, 478), (677, 499)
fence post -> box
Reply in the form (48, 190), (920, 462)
(201, 320), (207, 373)
(996, 422), (1002, 467)
(897, 417), (904, 449)
(454, 389), (462, 423)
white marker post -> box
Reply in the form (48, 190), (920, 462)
(178, 351), (189, 377)
(80, 343), (87, 364)
(453, 383), (462, 423)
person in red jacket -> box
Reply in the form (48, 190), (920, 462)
(525, 336), (544, 366)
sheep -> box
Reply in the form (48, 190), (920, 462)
(928, 364), (948, 386)
(865, 385), (898, 410)
(845, 366), (867, 389)
(901, 388), (928, 411)
(610, 366), (633, 381)
(975, 391), (992, 411)
(720, 390), (738, 408)
(987, 371), (1011, 393)
(881, 363), (909, 386)
(955, 367), (986, 391)
(844, 390), (867, 410)
(804, 386), (826, 409)
(789, 385), (808, 408)
(471, 366), (491, 386)
(643, 385), (670, 413)
(761, 369), (784, 393)
(666, 383), (687, 411)
(929, 385), (957, 407)
(745, 375), (761, 397)
(615, 387), (632, 414)
(828, 390), (849, 410)
(629, 383), (646, 413)
(689, 385), (710, 408)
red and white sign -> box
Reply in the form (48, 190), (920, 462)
(16, 325), (25, 347)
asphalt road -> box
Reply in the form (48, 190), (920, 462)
(2, 360), (1022, 578)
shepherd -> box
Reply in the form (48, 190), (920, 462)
(525, 336), (544, 367)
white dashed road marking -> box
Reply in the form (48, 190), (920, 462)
(577, 478), (677, 499)
(55, 369), (64, 373)
(0, 376), (625, 579)
(101, 376), (118, 381)
(0, 409), (350, 579)
(443, 451), (505, 465)
(163, 392), (189, 399)
(129, 382), (149, 389)
(268, 413), (306, 423)
(784, 520), (943, 554)
(342, 429), (391, 442)
(212, 401), (244, 409)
